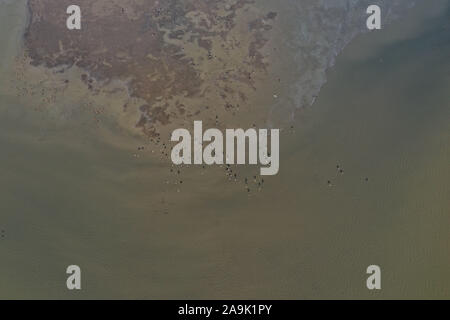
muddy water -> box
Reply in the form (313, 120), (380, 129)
(0, 0), (449, 299)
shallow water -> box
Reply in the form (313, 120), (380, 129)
(0, 0), (449, 299)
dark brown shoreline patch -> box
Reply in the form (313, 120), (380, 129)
(24, 0), (277, 136)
